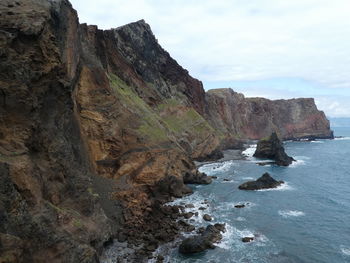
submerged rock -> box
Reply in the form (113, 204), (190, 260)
(178, 224), (225, 254)
(254, 132), (295, 166)
(238, 173), (284, 190)
(234, 204), (245, 208)
(242, 237), (254, 243)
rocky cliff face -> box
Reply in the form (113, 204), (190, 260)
(0, 0), (333, 262)
(205, 88), (333, 142)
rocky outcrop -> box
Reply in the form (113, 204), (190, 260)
(178, 224), (225, 254)
(183, 171), (212, 184)
(0, 0), (333, 262)
(205, 89), (333, 142)
(254, 132), (295, 166)
(239, 173), (284, 190)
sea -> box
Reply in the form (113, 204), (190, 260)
(163, 127), (350, 263)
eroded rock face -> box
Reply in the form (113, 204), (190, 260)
(205, 89), (333, 142)
(254, 132), (295, 166)
(238, 173), (284, 190)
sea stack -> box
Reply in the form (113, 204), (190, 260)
(238, 172), (284, 190)
(254, 132), (295, 166)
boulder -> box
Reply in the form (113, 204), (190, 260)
(234, 204), (245, 208)
(179, 224), (225, 254)
(203, 214), (212, 221)
(183, 172), (212, 184)
(238, 173), (284, 190)
(242, 237), (254, 243)
(253, 132), (295, 166)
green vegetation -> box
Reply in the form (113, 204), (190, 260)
(87, 187), (99, 198)
(73, 219), (83, 229)
(108, 74), (222, 144)
(108, 73), (168, 142)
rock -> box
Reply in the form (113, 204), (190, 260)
(194, 149), (224, 162)
(183, 172), (212, 184)
(223, 178), (231, 181)
(198, 207), (206, 210)
(242, 237), (254, 243)
(239, 173), (284, 190)
(185, 204), (195, 208)
(178, 224), (226, 254)
(203, 214), (212, 221)
(234, 204), (245, 208)
(183, 212), (194, 219)
(211, 176), (218, 179)
(206, 89), (334, 141)
(154, 176), (193, 199)
(156, 255), (164, 263)
(253, 132), (295, 166)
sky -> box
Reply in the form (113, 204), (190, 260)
(71, 0), (350, 117)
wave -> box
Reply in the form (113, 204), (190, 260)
(311, 140), (324, 143)
(216, 225), (269, 250)
(334, 137), (350, 141)
(242, 177), (254, 180)
(289, 159), (306, 168)
(278, 210), (305, 218)
(341, 246), (350, 256)
(242, 144), (257, 158)
(198, 160), (236, 175)
(256, 182), (293, 192)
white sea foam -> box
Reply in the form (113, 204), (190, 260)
(216, 224), (269, 250)
(216, 224), (235, 249)
(278, 210), (305, 218)
(256, 182), (293, 192)
(198, 160), (236, 175)
(340, 246), (350, 256)
(289, 159), (306, 168)
(334, 137), (350, 141)
(242, 144), (257, 158)
(311, 140), (324, 143)
(235, 217), (246, 221)
(242, 177), (254, 180)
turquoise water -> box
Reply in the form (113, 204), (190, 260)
(167, 127), (350, 263)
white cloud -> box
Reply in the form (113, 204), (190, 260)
(70, 0), (350, 116)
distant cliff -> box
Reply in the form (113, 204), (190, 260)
(205, 88), (333, 142)
(0, 0), (333, 262)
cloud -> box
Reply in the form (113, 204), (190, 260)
(70, 0), (350, 116)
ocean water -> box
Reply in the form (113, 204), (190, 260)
(164, 127), (350, 263)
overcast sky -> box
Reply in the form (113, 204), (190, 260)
(71, 0), (350, 117)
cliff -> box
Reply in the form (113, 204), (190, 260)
(0, 0), (333, 262)
(205, 88), (333, 142)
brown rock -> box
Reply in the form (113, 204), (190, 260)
(203, 214), (212, 221)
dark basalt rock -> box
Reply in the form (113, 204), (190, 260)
(203, 214), (212, 221)
(238, 173), (284, 190)
(183, 172), (212, 184)
(242, 237), (254, 243)
(253, 132), (295, 166)
(178, 224), (225, 254)
(234, 204), (245, 208)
